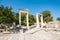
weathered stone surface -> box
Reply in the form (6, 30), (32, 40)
(0, 29), (60, 40)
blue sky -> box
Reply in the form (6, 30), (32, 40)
(0, 0), (60, 20)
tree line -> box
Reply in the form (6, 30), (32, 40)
(0, 5), (60, 25)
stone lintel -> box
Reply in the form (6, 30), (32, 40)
(19, 9), (29, 14)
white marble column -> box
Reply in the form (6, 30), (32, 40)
(36, 13), (39, 28)
(19, 10), (21, 26)
(19, 10), (22, 33)
(41, 14), (43, 28)
(26, 13), (29, 30)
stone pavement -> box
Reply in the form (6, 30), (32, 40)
(25, 29), (60, 40)
(0, 28), (60, 40)
(0, 33), (25, 40)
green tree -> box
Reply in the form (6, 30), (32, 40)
(21, 14), (36, 26)
(21, 14), (26, 25)
(29, 14), (36, 25)
(15, 13), (19, 24)
(57, 17), (60, 21)
(0, 5), (16, 30)
(42, 10), (53, 22)
(0, 5), (14, 24)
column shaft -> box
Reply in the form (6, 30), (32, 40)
(41, 15), (43, 28)
(26, 13), (29, 30)
(19, 11), (21, 26)
(36, 14), (39, 28)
